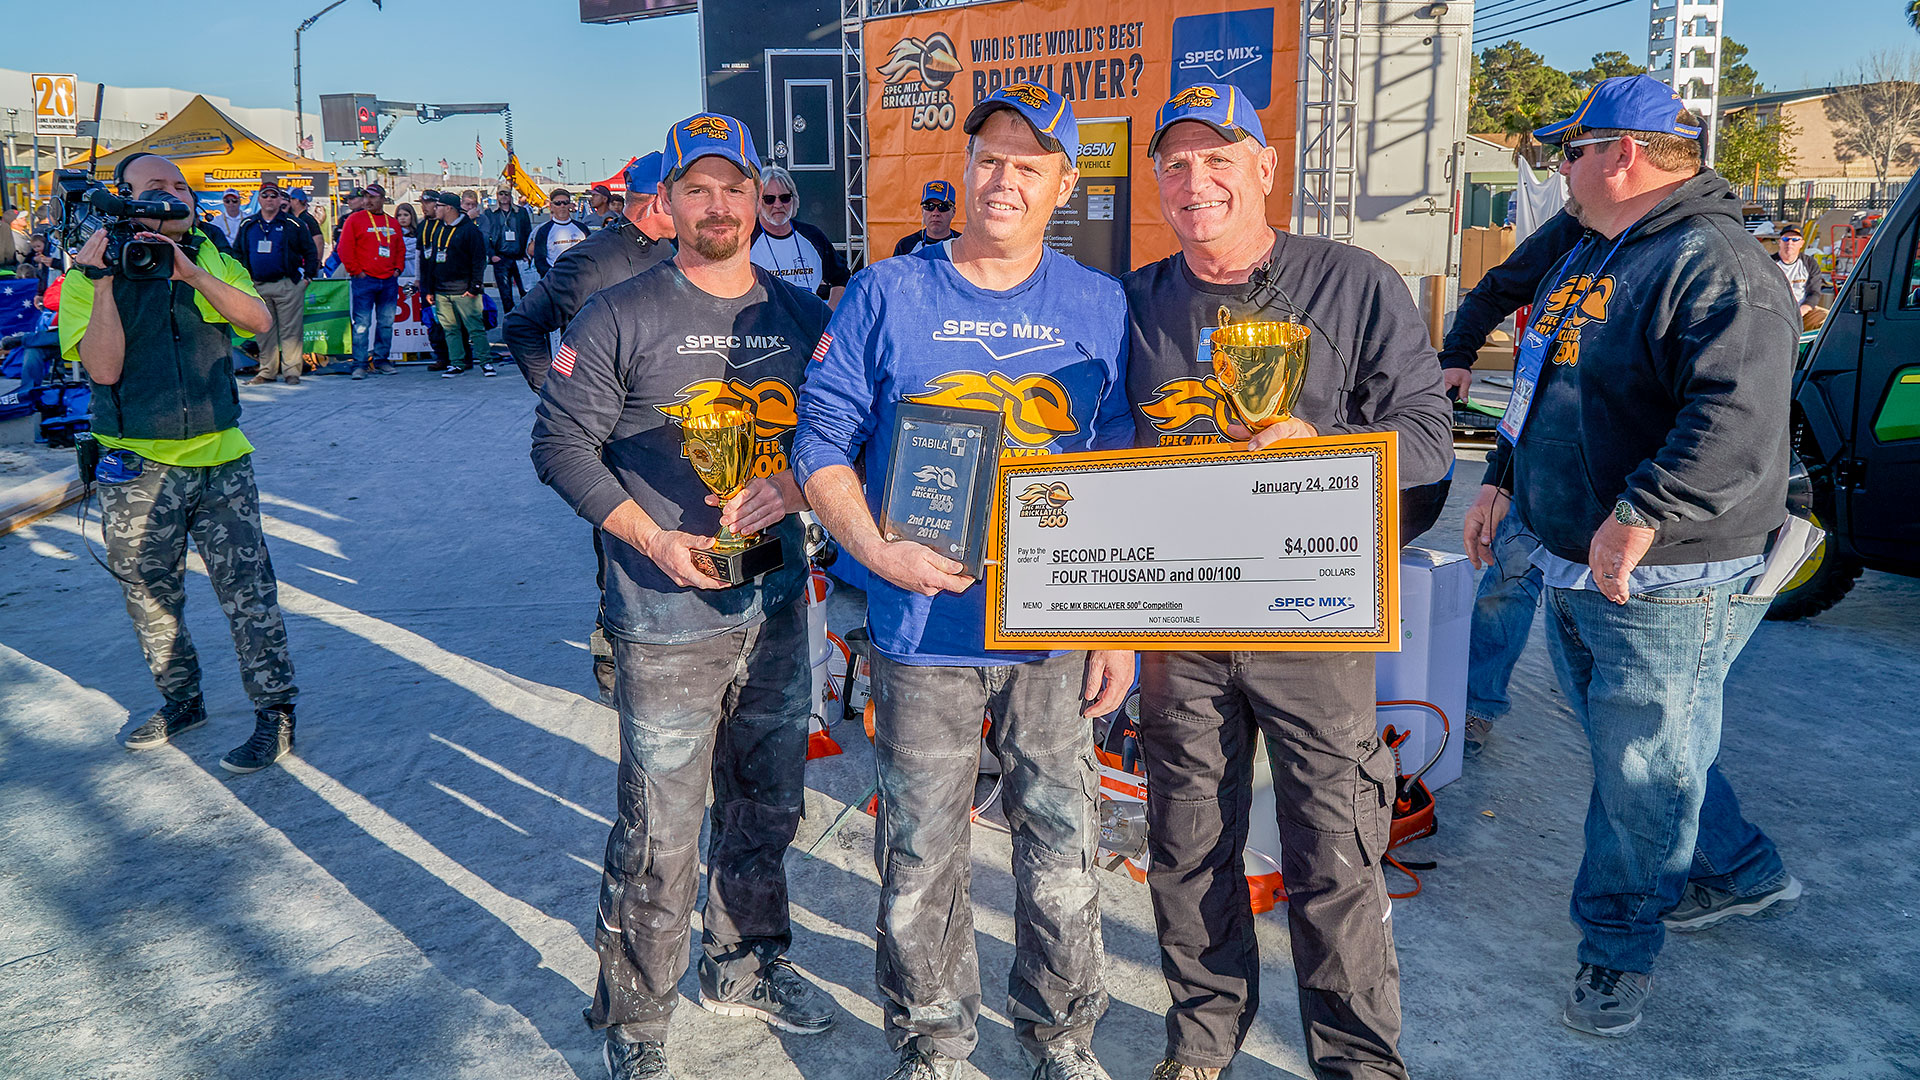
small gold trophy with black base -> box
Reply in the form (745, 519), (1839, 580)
(1210, 306), (1312, 433)
(682, 403), (786, 584)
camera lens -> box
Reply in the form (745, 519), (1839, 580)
(124, 243), (157, 276)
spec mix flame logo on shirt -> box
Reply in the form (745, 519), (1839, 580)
(905, 371), (1080, 453)
(1533, 273), (1615, 368)
(1138, 374), (1236, 444)
(1015, 481), (1074, 527)
(657, 378), (798, 441)
(878, 33), (962, 89)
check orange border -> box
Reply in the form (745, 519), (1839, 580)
(984, 432), (1400, 651)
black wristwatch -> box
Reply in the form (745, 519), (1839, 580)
(1612, 499), (1655, 530)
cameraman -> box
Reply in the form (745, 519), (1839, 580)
(60, 152), (304, 776)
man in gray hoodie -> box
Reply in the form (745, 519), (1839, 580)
(1464, 76), (1802, 1040)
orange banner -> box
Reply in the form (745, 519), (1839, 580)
(864, 0), (1299, 271)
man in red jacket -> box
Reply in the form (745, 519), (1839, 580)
(338, 183), (406, 379)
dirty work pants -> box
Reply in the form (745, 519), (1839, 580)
(1137, 651), (1404, 1080)
(95, 453), (297, 708)
(252, 277), (307, 380)
(1545, 581), (1788, 975)
(870, 651), (1106, 1064)
(434, 292), (486, 366)
(585, 600), (810, 1045)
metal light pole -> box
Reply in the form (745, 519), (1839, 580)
(295, 0), (380, 152)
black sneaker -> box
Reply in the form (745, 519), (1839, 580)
(220, 705), (296, 775)
(698, 958), (835, 1034)
(482, 363), (497, 377)
(124, 696), (207, 750)
(603, 1038), (672, 1080)
(441, 366), (467, 378)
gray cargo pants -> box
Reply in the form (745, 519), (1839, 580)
(96, 453), (297, 709)
(253, 277), (307, 380)
(1137, 651), (1404, 1080)
(585, 600), (810, 1044)
(870, 651), (1107, 1063)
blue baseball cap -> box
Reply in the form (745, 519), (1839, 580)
(962, 83), (1079, 166)
(1533, 74), (1703, 143)
(1147, 83), (1267, 157)
(624, 151), (664, 196)
(921, 180), (956, 204)
(662, 113), (760, 182)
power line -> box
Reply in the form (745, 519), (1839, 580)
(1478, 0), (1593, 33)
(1475, 0), (1564, 23)
(1480, 0), (1637, 37)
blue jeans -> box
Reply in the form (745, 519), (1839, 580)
(1466, 505), (1543, 721)
(349, 275), (399, 372)
(1544, 579), (1787, 974)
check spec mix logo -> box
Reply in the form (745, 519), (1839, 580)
(1015, 481), (1074, 527)
(1169, 8), (1275, 108)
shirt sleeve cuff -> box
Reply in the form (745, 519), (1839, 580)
(791, 438), (854, 493)
(573, 479), (631, 531)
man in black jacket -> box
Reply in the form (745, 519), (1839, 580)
(505, 151), (675, 703)
(481, 185), (533, 315)
(1464, 76), (1801, 1040)
(233, 182), (320, 386)
(420, 192), (491, 376)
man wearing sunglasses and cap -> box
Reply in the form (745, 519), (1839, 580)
(892, 180), (962, 257)
(1463, 74), (1801, 1039)
(1118, 83), (1451, 1080)
(532, 113), (836, 1080)
(796, 83), (1131, 1080)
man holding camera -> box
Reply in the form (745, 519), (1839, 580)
(59, 152), (302, 776)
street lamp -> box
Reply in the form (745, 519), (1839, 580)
(295, 0), (382, 152)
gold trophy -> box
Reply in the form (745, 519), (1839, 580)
(1210, 306), (1312, 433)
(682, 403), (786, 584)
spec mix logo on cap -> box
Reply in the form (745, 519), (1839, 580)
(686, 116), (732, 139)
(1170, 8), (1275, 108)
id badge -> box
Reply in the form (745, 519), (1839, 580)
(377, 245), (391, 257)
(255, 240), (273, 254)
(435, 251), (446, 262)
(503, 230), (515, 241)
(1498, 326), (1552, 443)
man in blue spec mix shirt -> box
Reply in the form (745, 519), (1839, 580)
(1462, 76), (1801, 1040)
(530, 113), (837, 1080)
(1120, 85), (1451, 1080)
(794, 84), (1132, 1080)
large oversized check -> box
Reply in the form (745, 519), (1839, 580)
(985, 433), (1400, 651)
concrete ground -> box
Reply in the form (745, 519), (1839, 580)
(1, 373), (1916, 1080)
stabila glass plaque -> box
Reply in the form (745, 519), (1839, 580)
(879, 403), (1005, 578)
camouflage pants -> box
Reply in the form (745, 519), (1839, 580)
(96, 453), (297, 708)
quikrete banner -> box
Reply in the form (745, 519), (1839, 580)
(865, 0), (1299, 272)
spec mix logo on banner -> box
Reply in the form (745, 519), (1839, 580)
(1169, 7), (1274, 107)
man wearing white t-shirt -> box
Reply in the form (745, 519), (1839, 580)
(749, 165), (847, 305)
(530, 188), (591, 278)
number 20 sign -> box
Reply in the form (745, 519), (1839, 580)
(32, 74), (79, 136)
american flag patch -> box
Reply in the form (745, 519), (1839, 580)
(811, 332), (833, 364)
(552, 344), (577, 378)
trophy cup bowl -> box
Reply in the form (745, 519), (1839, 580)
(1210, 308), (1312, 433)
(683, 404), (757, 554)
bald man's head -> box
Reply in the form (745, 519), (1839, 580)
(122, 155), (197, 237)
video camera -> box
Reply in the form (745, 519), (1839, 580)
(51, 170), (190, 281)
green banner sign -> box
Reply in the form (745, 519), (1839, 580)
(302, 279), (352, 355)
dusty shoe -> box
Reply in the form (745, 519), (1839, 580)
(220, 705), (296, 775)
(699, 958), (835, 1034)
(882, 1047), (960, 1080)
(1151, 1063), (1221, 1080)
(283, 374), (301, 385)
(245, 375), (274, 385)
(603, 1038), (672, 1080)
(1562, 963), (1651, 1038)
(124, 695), (208, 750)
(350, 370), (366, 380)
(1463, 714), (1494, 759)
(1664, 876), (1802, 932)
(1033, 1043), (1110, 1080)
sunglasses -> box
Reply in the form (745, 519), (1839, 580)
(224, 197), (240, 202)
(1555, 135), (1650, 165)
(922, 200), (955, 212)
(552, 199), (572, 207)
(762, 192), (795, 205)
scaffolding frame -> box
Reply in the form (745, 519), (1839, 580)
(1297, 0), (1360, 243)
(842, 0), (868, 270)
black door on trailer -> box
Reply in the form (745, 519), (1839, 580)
(766, 49), (847, 252)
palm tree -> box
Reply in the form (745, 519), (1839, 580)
(1910, 0), (1919, 31)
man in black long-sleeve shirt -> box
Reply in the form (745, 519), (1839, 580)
(421, 192), (491, 376)
(1438, 210), (1583, 397)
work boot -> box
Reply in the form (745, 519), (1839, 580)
(283, 374), (301, 385)
(351, 370), (366, 381)
(220, 705), (296, 775)
(882, 1047), (960, 1080)
(1463, 714), (1494, 759)
(1562, 963), (1651, 1039)
(1033, 1043), (1110, 1080)
(1664, 875), (1803, 932)
(1150, 1063), (1221, 1080)
(698, 958), (835, 1034)
(123, 695), (208, 750)
(374, 361), (400, 374)
(603, 1037), (672, 1080)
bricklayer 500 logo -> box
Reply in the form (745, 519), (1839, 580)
(879, 32), (962, 130)
(1016, 481), (1074, 527)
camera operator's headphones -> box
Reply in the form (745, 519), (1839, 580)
(111, 151), (208, 257)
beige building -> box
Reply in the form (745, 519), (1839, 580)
(1721, 85), (1912, 182)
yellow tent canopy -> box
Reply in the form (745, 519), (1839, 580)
(49, 94), (336, 201)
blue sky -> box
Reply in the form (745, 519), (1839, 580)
(2, 0), (1905, 173)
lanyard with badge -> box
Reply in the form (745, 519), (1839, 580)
(1497, 228), (1632, 444)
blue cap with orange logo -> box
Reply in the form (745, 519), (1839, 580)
(1148, 83), (1267, 157)
(921, 180), (956, 204)
(1532, 74), (1703, 143)
(662, 113), (761, 182)
(962, 83), (1079, 166)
